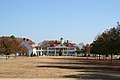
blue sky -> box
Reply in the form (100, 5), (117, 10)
(0, 0), (120, 44)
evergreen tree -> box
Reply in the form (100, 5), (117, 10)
(91, 23), (120, 62)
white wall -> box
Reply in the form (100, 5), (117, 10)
(21, 41), (33, 56)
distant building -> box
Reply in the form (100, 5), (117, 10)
(34, 46), (44, 56)
(0, 36), (36, 56)
(35, 38), (77, 56)
(20, 38), (35, 56)
(78, 43), (84, 51)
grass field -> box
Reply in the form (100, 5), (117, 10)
(0, 56), (120, 80)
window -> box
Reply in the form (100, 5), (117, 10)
(68, 48), (74, 50)
(49, 48), (55, 50)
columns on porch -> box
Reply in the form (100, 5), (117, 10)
(67, 48), (68, 56)
(55, 48), (56, 56)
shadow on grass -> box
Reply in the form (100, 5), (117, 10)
(64, 73), (120, 80)
(51, 57), (87, 61)
(37, 61), (120, 68)
(37, 65), (120, 71)
(37, 65), (120, 79)
(36, 57), (120, 79)
(51, 57), (120, 66)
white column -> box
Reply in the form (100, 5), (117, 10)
(67, 48), (68, 56)
(47, 47), (49, 56)
(63, 48), (64, 55)
(55, 48), (56, 56)
(40, 48), (42, 56)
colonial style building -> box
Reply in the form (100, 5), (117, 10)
(47, 38), (77, 56)
(0, 36), (77, 56)
(34, 38), (77, 56)
(20, 38), (36, 56)
(34, 46), (44, 56)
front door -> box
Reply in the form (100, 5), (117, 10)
(59, 49), (63, 56)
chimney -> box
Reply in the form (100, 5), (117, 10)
(55, 40), (57, 43)
(26, 39), (29, 41)
(67, 40), (69, 43)
(60, 37), (64, 44)
(23, 38), (26, 41)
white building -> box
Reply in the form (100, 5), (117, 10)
(18, 38), (78, 56)
(20, 38), (36, 56)
(45, 38), (77, 56)
(34, 46), (45, 56)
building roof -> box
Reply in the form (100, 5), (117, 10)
(20, 38), (35, 48)
(34, 46), (42, 48)
(48, 41), (77, 48)
(22, 38), (35, 46)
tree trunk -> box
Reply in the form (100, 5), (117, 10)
(105, 55), (107, 60)
(99, 54), (100, 60)
(86, 53), (88, 60)
(95, 54), (96, 60)
(15, 53), (16, 58)
(103, 55), (105, 60)
(111, 54), (113, 62)
(6, 55), (8, 60)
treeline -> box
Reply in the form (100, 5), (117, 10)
(90, 23), (120, 62)
(0, 35), (28, 59)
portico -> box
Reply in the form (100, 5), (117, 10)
(47, 38), (77, 56)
